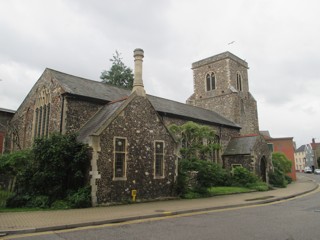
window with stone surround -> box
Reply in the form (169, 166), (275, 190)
(205, 72), (216, 91)
(154, 141), (164, 178)
(33, 88), (51, 139)
(114, 137), (127, 180)
(236, 73), (242, 91)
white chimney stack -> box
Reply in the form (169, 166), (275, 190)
(132, 48), (146, 96)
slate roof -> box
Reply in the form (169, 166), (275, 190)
(77, 100), (125, 142)
(223, 135), (259, 155)
(296, 145), (307, 153)
(147, 95), (239, 127)
(48, 68), (240, 129)
(51, 68), (130, 101)
(0, 108), (16, 114)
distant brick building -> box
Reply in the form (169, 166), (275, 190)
(7, 50), (272, 205)
(261, 131), (297, 181)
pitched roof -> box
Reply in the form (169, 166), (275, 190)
(48, 68), (240, 129)
(260, 130), (271, 139)
(223, 135), (259, 155)
(50, 68), (129, 101)
(77, 100), (125, 142)
(147, 95), (239, 127)
(296, 145), (307, 152)
(0, 108), (16, 114)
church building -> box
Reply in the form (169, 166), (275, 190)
(6, 49), (271, 205)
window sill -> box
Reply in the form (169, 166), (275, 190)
(113, 177), (127, 181)
(154, 176), (165, 179)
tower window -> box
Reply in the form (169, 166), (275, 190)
(237, 73), (242, 91)
(206, 72), (216, 91)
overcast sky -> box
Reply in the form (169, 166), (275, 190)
(0, 0), (319, 148)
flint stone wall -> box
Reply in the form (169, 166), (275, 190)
(95, 96), (177, 204)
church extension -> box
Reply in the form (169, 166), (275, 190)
(6, 49), (272, 205)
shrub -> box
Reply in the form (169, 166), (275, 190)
(175, 159), (229, 195)
(285, 175), (293, 184)
(195, 160), (229, 188)
(67, 186), (91, 208)
(6, 194), (31, 208)
(26, 195), (49, 208)
(231, 167), (259, 187)
(51, 200), (71, 209)
(272, 152), (292, 174)
(269, 152), (292, 188)
(0, 190), (14, 208)
(182, 191), (202, 199)
(0, 150), (33, 176)
(269, 168), (287, 188)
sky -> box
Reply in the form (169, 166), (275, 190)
(0, 0), (319, 148)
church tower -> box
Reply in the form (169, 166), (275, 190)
(187, 52), (259, 135)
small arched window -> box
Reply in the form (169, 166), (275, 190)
(236, 73), (242, 91)
(206, 72), (216, 91)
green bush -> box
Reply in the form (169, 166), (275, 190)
(0, 150), (33, 176)
(0, 190), (14, 207)
(175, 159), (229, 195)
(67, 186), (91, 208)
(272, 152), (292, 174)
(26, 195), (49, 208)
(269, 168), (287, 188)
(231, 167), (259, 187)
(6, 194), (31, 208)
(7, 134), (90, 205)
(269, 152), (292, 188)
(51, 200), (71, 209)
(182, 191), (202, 199)
(285, 175), (293, 184)
(195, 160), (229, 188)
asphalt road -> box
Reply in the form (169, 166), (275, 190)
(6, 173), (320, 240)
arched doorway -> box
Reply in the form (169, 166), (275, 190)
(260, 156), (267, 182)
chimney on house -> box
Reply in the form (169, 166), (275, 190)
(132, 48), (146, 96)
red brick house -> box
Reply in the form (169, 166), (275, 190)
(261, 131), (296, 180)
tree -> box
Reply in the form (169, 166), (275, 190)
(100, 51), (134, 89)
(269, 152), (292, 188)
(4, 133), (91, 208)
(272, 152), (292, 174)
(169, 121), (220, 161)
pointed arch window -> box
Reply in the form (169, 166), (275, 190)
(206, 72), (216, 91)
(33, 88), (51, 139)
(236, 73), (242, 91)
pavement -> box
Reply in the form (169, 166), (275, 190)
(0, 174), (318, 236)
